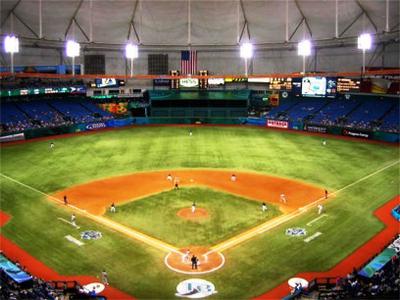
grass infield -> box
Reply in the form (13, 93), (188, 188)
(105, 187), (281, 247)
(0, 126), (398, 299)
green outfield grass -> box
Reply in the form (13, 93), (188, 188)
(105, 187), (281, 247)
(0, 126), (398, 299)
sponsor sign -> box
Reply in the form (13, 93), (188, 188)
(86, 122), (107, 130)
(266, 119), (289, 129)
(180, 78), (199, 88)
(153, 78), (171, 86)
(342, 129), (371, 139)
(285, 228), (307, 236)
(80, 230), (102, 240)
(82, 282), (105, 294)
(304, 124), (327, 133)
(176, 279), (217, 298)
(288, 277), (309, 288)
(207, 78), (224, 86)
(248, 77), (269, 83)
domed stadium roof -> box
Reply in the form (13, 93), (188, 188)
(1, 0), (399, 50)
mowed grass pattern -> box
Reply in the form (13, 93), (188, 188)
(0, 126), (399, 299)
(105, 187), (281, 247)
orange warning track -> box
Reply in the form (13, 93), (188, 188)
(52, 169), (325, 215)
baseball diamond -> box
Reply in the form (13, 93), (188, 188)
(1, 126), (399, 299)
(1, 2), (399, 298)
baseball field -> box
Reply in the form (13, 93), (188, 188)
(0, 126), (399, 299)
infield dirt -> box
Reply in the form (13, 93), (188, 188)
(52, 169), (326, 215)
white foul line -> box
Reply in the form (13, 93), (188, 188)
(209, 159), (399, 253)
(1, 158), (399, 256)
(0, 173), (180, 254)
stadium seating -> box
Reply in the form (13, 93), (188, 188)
(1, 98), (113, 134)
(285, 99), (328, 122)
(0, 103), (31, 133)
(378, 103), (400, 133)
(265, 99), (299, 120)
(344, 99), (394, 130)
(309, 99), (360, 126)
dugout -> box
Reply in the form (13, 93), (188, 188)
(149, 90), (250, 123)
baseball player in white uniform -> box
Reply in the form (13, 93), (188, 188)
(280, 193), (287, 204)
(317, 204), (324, 215)
(71, 213), (76, 227)
(191, 202), (196, 213)
(262, 202), (267, 212)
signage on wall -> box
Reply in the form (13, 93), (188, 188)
(179, 78), (199, 88)
(266, 119), (289, 129)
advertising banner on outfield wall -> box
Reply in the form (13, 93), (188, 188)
(85, 122), (107, 130)
(266, 119), (289, 129)
(304, 124), (328, 133)
(342, 129), (371, 139)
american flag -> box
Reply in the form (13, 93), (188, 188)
(180, 50), (197, 75)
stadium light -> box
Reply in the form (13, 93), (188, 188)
(65, 40), (80, 76)
(66, 40), (80, 57)
(357, 33), (372, 74)
(125, 43), (138, 59)
(297, 40), (312, 74)
(357, 33), (372, 50)
(4, 35), (19, 53)
(240, 43), (253, 76)
(240, 42), (253, 59)
(125, 43), (139, 77)
(298, 40), (311, 56)
(4, 35), (19, 74)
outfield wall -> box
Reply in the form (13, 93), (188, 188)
(1, 117), (398, 143)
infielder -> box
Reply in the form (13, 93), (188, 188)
(110, 203), (116, 213)
(262, 202), (267, 212)
(167, 174), (173, 181)
(191, 202), (196, 213)
(231, 174), (237, 182)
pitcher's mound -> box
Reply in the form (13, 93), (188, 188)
(165, 246), (225, 274)
(177, 208), (209, 220)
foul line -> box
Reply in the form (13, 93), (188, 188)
(208, 159), (400, 254)
(0, 173), (180, 255)
(1, 158), (399, 258)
